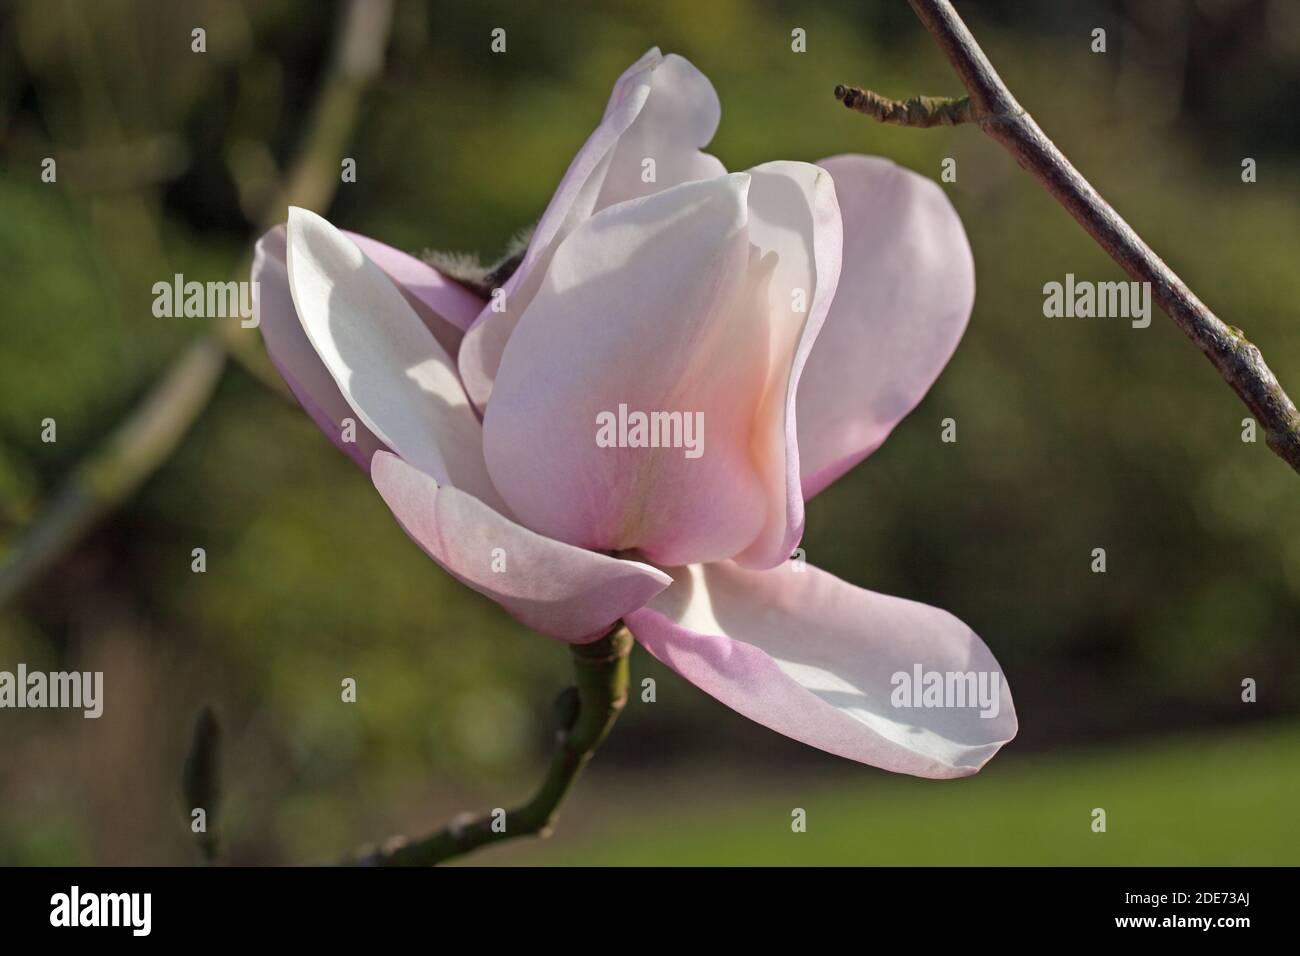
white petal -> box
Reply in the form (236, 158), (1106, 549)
(285, 207), (503, 509)
(627, 560), (1017, 777)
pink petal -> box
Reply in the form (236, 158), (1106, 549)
(371, 452), (671, 643)
(798, 155), (975, 499)
(482, 174), (774, 566)
(253, 225), (386, 469)
(731, 161), (841, 569)
(344, 230), (484, 357)
(254, 224), (484, 468)
(458, 48), (725, 411)
(626, 561), (1017, 777)
(268, 214), (672, 642)
(284, 208), (504, 510)
(591, 52), (726, 210)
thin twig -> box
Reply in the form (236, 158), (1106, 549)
(351, 626), (634, 866)
(0, 0), (395, 608)
(836, 0), (1300, 475)
(834, 85), (976, 127)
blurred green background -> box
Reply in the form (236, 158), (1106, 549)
(1, 0), (1298, 865)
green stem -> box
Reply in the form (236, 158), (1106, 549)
(354, 625), (634, 866)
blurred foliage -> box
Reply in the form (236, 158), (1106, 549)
(0, 0), (1297, 864)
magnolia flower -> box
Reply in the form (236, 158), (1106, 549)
(253, 48), (1016, 779)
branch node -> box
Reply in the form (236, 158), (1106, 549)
(834, 84), (976, 127)
(840, 0), (1300, 475)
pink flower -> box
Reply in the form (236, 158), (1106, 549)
(253, 48), (1015, 778)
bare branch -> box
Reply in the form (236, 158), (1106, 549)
(0, 340), (226, 608)
(837, 0), (1300, 475)
(0, 0), (396, 608)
